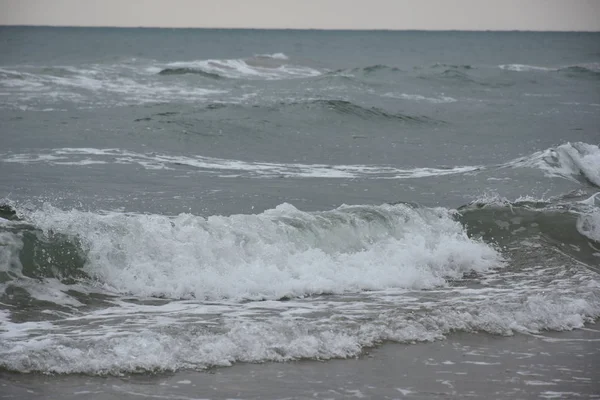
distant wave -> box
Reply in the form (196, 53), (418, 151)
(382, 92), (457, 104)
(160, 53), (321, 80)
(499, 63), (600, 79)
(421, 68), (512, 87)
(3, 142), (599, 186)
(324, 64), (403, 79)
(0, 64), (227, 109)
(254, 52), (289, 60)
(361, 64), (402, 73)
(158, 67), (223, 79)
(296, 99), (440, 123)
(167, 99), (444, 123)
(499, 64), (554, 72)
(438, 69), (478, 83)
(0, 147), (480, 179)
(430, 63), (474, 70)
(558, 64), (600, 79)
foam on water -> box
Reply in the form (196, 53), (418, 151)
(4, 143), (599, 186)
(24, 203), (500, 300)
(0, 230), (23, 278)
(504, 142), (600, 187)
(0, 263), (598, 374)
(577, 210), (600, 242)
(499, 63), (600, 79)
(1, 148), (482, 179)
(382, 92), (457, 103)
(255, 53), (289, 60)
(499, 64), (555, 72)
(163, 55), (320, 80)
(0, 64), (227, 109)
(2, 201), (600, 374)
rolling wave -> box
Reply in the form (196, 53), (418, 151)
(499, 63), (600, 79)
(577, 210), (600, 243)
(293, 99), (439, 123)
(0, 63), (226, 109)
(382, 92), (457, 104)
(158, 67), (223, 79)
(327, 64), (402, 77)
(503, 142), (600, 187)
(430, 63), (474, 70)
(458, 195), (600, 267)
(195, 99), (441, 123)
(3, 202), (500, 300)
(1, 198), (599, 374)
(3, 196), (599, 297)
(0, 147), (477, 178)
(499, 64), (554, 72)
(2, 142), (598, 186)
(420, 68), (512, 87)
(161, 53), (321, 80)
(558, 65), (600, 79)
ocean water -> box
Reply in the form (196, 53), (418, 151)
(0, 27), (599, 385)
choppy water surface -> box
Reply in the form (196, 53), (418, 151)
(0, 28), (599, 376)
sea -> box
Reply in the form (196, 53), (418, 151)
(0, 27), (599, 399)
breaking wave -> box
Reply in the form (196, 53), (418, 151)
(2, 202), (500, 301)
(1, 198), (599, 374)
(2, 142), (598, 185)
(0, 147), (480, 179)
(499, 63), (600, 79)
(160, 54), (321, 80)
(503, 142), (600, 187)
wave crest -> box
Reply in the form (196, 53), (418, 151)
(158, 67), (223, 79)
(161, 54), (320, 80)
(18, 203), (500, 301)
(504, 142), (600, 187)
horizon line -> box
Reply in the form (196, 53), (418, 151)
(1, 24), (599, 33)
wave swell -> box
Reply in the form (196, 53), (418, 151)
(1, 200), (599, 375)
(160, 53), (320, 80)
(3, 142), (598, 186)
(499, 63), (600, 79)
(503, 142), (600, 187)
(0, 147), (479, 179)
(4, 203), (500, 301)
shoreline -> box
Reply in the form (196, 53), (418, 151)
(2, 322), (599, 399)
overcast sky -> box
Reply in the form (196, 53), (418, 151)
(1, 0), (599, 31)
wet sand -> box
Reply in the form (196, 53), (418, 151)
(2, 323), (599, 399)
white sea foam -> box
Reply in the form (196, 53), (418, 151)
(165, 56), (320, 80)
(0, 231), (23, 277)
(577, 210), (600, 242)
(503, 142), (600, 187)
(0, 269), (597, 374)
(499, 64), (555, 72)
(1, 202), (599, 374)
(0, 148), (482, 179)
(0, 64), (227, 109)
(255, 52), (289, 60)
(383, 92), (457, 103)
(3, 143), (599, 185)
(26, 203), (501, 300)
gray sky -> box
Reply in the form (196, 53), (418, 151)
(1, 0), (599, 31)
